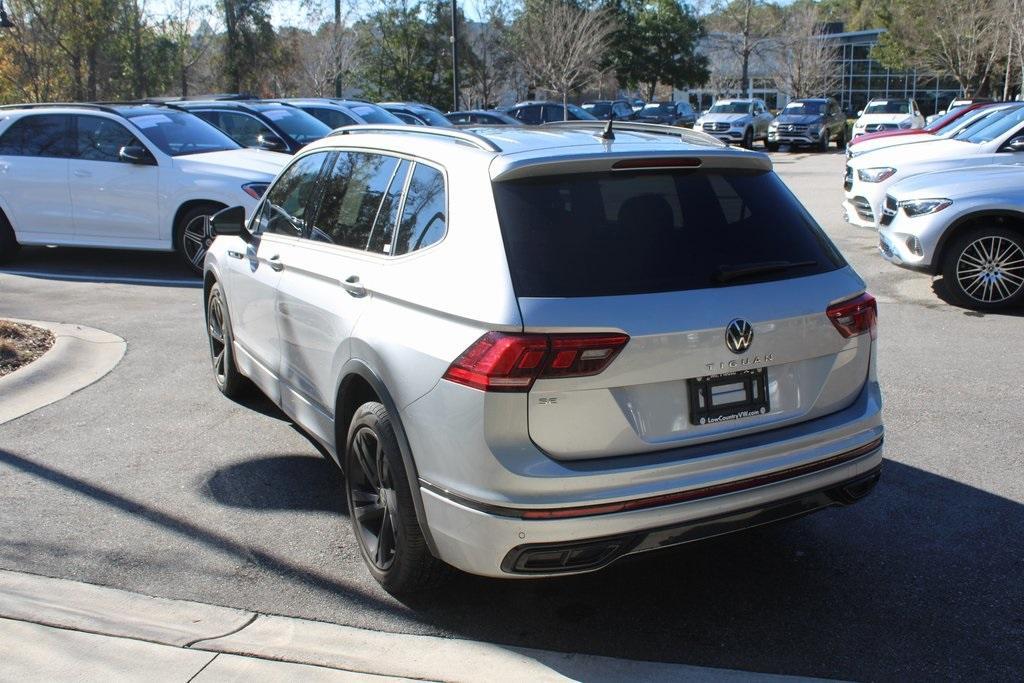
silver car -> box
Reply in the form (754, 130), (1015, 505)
(203, 121), (884, 593)
(879, 164), (1024, 310)
(695, 98), (774, 148)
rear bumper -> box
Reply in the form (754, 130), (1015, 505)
(501, 463), (881, 574)
(420, 434), (884, 578)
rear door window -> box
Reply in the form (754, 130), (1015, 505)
(309, 151), (399, 249)
(492, 170), (844, 297)
(392, 163), (446, 255)
(369, 160), (410, 254)
(208, 111), (269, 147)
(513, 106), (542, 124)
(0, 114), (71, 157)
(306, 107), (357, 129)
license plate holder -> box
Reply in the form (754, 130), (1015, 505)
(687, 368), (769, 426)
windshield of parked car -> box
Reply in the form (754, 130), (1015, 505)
(782, 101), (825, 115)
(864, 100), (910, 115)
(125, 111), (240, 156)
(957, 105), (1024, 144)
(582, 103), (612, 117)
(709, 102), (751, 114)
(934, 106), (998, 136)
(348, 104), (402, 124)
(409, 107), (455, 127)
(252, 105), (331, 143)
(493, 170), (844, 297)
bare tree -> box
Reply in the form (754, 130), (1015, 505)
(707, 0), (781, 98)
(161, 0), (214, 97)
(293, 0), (359, 97)
(510, 0), (617, 115)
(771, 4), (839, 100)
(464, 0), (515, 108)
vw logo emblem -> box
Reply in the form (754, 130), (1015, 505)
(725, 319), (754, 354)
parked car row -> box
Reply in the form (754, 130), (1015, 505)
(842, 101), (1024, 310)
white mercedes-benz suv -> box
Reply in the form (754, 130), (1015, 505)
(204, 122), (884, 593)
(844, 103), (1024, 227)
(0, 103), (289, 272)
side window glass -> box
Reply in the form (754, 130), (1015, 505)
(259, 152), (329, 238)
(516, 106), (541, 125)
(546, 105), (567, 122)
(217, 112), (268, 147)
(393, 164), (446, 256)
(0, 114), (70, 157)
(75, 116), (140, 162)
(368, 160), (410, 254)
(310, 152), (398, 249)
(309, 108), (356, 129)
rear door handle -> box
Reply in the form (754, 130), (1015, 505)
(227, 250), (243, 259)
(267, 254), (284, 272)
(340, 275), (367, 298)
(73, 169), (91, 178)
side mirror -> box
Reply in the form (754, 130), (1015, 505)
(856, 110), (864, 117)
(257, 133), (287, 152)
(210, 205), (251, 242)
(119, 144), (155, 165)
(1005, 135), (1024, 152)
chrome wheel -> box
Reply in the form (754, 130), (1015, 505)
(207, 293), (227, 384)
(349, 427), (398, 571)
(182, 213), (214, 270)
(955, 235), (1024, 304)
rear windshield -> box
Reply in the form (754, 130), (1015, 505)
(350, 104), (402, 124)
(252, 105), (331, 143)
(493, 170), (844, 297)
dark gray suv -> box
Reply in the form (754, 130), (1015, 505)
(768, 98), (847, 152)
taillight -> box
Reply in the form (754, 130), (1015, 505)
(827, 293), (877, 340)
(443, 332), (629, 392)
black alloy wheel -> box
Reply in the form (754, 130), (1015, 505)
(206, 282), (250, 398)
(176, 203), (223, 275)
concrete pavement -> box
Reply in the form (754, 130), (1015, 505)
(0, 568), (809, 682)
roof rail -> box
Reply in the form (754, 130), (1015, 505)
(0, 102), (122, 115)
(330, 124), (502, 153)
(539, 120), (726, 147)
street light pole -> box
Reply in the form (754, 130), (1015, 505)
(334, 0), (342, 98)
(451, 0), (459, 111)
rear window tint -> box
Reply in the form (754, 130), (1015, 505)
(492, 170), (844, 297)
(0, 114), (71, 157)
(392, 164), (446, 255)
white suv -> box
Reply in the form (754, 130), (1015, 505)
(0, 104), (289, 272)
(204, 122), (884, 593)
(850, 98), (925, 140)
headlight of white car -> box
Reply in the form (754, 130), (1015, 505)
(858, 167), (897, 182)
(899, 198), (952, 216)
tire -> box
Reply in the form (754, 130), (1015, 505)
(206, 282), (252, 399)
(741, 128), (753, 149)
(835, 125), (846, 149)
(0, 211), (20, 265)
(940, 227), (1024, 311)
(345, 402), (446, 594)
(766, 142), (779, 152)
(175, 203), (223, 275)
(817, 131), (829, 152)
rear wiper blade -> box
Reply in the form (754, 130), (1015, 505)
(714, 260), (818, 283)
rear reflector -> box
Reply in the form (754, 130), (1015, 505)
(827, 292), (877, 340)
(612, 157), (702, 170)
(443, 332), (629, 392)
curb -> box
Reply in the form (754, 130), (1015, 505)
(0, 569), (820, 682)
(0, 319), (126, 426)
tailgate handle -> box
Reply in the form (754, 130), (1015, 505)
(340, 275), (366, 298)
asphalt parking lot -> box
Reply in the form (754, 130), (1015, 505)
(1, 149), (1021, 681)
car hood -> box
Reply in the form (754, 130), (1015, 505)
(172, 148), (290, 180)
(889, 163), (1024, 200)
(849, 132), (934, 156)
(856, 113), (912, 126)
(701, 113), (749, 123)
(851, 138), (978, 168)
(775, 114), (822, 125)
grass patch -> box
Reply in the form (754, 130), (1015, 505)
(0, 320), (55, 377)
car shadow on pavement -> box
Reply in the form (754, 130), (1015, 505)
(202, 455), (344, 514)
(0, 246), (200, 285)
(396, 460), (1024, 680)
(930, 277), (1024, 317)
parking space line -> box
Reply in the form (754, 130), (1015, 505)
(0, 270), (201, 288)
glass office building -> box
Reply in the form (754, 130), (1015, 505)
(680, 27), (964, 117)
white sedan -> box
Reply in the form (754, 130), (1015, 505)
(843, 104), (1024, 228)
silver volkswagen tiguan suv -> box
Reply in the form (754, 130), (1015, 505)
(204, 121), (883, 593)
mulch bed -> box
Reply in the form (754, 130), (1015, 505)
(0, 320), (55, 378)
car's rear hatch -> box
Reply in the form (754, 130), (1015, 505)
(491, 155), (873, 460)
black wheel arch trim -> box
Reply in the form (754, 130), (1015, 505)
(933, 209), (1024, 274)
(336, 359), (440, 557)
